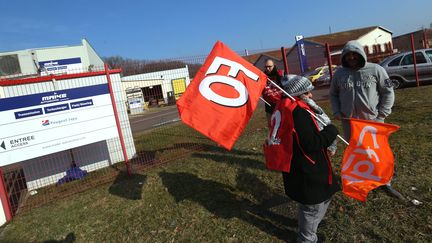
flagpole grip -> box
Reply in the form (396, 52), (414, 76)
(337, 134), (349, 145)
(259, 97), (271, 106)
(307, 109), (349, 145)
(268, 78), (349, 145)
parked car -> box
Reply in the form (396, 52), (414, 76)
(314, 66), (341, 87)
(303, 65), (337, 83)
(379, 48), (432, 88)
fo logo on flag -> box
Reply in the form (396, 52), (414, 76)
(177, 41), (268, 150)
(341, 118), (399, 202)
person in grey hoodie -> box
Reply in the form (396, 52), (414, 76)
(330, 40), (394, 140)
(330, 40), (404, 199)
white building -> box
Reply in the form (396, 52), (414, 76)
(121, 66), (191, 110)
(0, 39), (104, 79)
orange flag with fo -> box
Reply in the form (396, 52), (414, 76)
(176, 41), (268, 150)
(341, 118), (400, 202)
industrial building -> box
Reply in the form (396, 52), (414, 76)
(0, 40), (135, 225)
(0, 39), (104, 79)
(121, 67), (191, 114)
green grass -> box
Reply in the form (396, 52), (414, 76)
(1, 86), (431, 242)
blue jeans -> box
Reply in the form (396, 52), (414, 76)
(297, 199), (331, 243)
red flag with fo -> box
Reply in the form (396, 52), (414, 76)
(341, 118), (400, 202)
(176, 41), (268, 150)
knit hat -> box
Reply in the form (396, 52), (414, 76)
(281, 74), (314, 97)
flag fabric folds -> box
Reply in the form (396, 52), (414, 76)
(341, 118), (400, 202)
(176, 41), (268, 150)
(262, 82), (283, 105)
(263, 98), (296, 173)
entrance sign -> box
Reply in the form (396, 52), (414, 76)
(0, 84), (118, 166)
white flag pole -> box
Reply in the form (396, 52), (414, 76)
(260, 97), (271, 106)
(267, 78), (349, 145)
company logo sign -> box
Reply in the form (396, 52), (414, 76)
(41, 92), (68, 103)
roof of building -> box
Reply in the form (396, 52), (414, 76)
(305, 26), (392, 46)
(393, 28), (432, 38)
(242, 49), (288, 64)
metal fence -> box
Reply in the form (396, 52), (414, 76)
(0, 40), (400, 221)
(0, 61), (211, 220)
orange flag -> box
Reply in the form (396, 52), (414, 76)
(176, 41), (268, 150)
(341, 118), (400, 202)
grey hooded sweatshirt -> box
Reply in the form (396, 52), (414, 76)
(330, 40), (394, 121)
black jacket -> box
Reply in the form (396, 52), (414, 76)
(264, 67), (283, 114)
(282, 105), (340, 204)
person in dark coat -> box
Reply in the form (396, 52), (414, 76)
(280, 75), (340, 242)
(262, 59), (283, 125)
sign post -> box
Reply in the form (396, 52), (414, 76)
(295, 35), (309, 73)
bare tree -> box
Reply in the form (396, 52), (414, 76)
(103, 56), (202, 78)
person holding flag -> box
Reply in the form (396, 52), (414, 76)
(265, 75), (340, 243)
(329, 40), (401, 198)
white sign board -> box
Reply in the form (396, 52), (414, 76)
(0, 84), (118, 166)
(38, 57), (83, 76)
(128, 97), (142, 109)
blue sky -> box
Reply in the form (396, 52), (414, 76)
(1, 0), (431, 60)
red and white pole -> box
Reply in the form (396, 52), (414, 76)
(410, 34), (420, 87)
(104, 64), (132, 176)
(0, 169), (13, 223)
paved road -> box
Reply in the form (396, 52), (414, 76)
(128, 106), (180, 134)
(128, 86), (331, 134)
(313, 86), (331, 102)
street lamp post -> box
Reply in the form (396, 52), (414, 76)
(374, 34), (383, 53)
(374, 34), (382, 43)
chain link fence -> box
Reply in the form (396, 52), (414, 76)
(0, 41), (396, 220)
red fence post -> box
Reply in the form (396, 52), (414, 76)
(104, 64), (132, 176)
(325, 43), (333, 81)
(281, 47), (289, 75)
(410, 34), (420, 87)
(0, 169), (13, 222)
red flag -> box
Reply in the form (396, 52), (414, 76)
(262, 83), (283, 105)
(263, 99), (295, 172)
(341, 118), (400, 202)
(176, 41), (268, 150)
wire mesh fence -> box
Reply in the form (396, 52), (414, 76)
(0, 55), (212, 217)
(0, 41), (398, 219)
